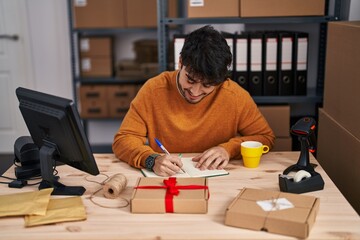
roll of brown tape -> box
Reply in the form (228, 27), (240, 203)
(102, 173), (127, 199)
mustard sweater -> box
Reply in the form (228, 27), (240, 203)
(112, 71), (275, 168)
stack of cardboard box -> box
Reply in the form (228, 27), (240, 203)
(317, 21), (360, 214)
(116, 39), (160, 79)
(79, 84), (141, 118)
(187, 0), (325, 18)
(79, 37), (113, 77)
(72, 0), (178, 29)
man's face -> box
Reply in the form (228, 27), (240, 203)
(177, 66), (216, 104)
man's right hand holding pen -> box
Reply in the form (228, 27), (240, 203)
(153, 138), (184, 177)
(152, 154), (184, 177)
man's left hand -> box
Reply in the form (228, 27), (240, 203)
(192, 146), (229, 170)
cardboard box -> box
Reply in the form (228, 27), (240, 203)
(79, 85), (108, 101)
(225, 188), (319, 238)
(125, 0), (178, 28)
(258, 105), (290, 137)
(79, 85), (109, 118)
(131, 177), (209, 213)
(79, 37), (112, 57)
(187, 0), (239, 18)
(72, 0), (125, 28)
(80, 57), (113, 77)
(80, 99), (109, 118)
(107, 85), (137, 118)
(323, 21), (360, 140)
(116, 60), (158, 79)
(133, 39), (158, 63)
(317, 109), (360, 214)
(272, 137), (292, 151)
(239, 0), (325, 17)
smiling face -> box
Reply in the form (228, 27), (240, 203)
(177, 65), (216, 104)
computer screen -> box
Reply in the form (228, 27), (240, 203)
(16, 87), (100, 195)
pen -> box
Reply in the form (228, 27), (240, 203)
(154, 138), (185, 173)
(155, 138), (170, 155)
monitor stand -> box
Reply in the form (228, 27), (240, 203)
(38, 142), (86, 196)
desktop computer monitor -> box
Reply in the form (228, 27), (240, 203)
(16, 87), (100, 195)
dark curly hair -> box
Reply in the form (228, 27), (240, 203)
(180, 25), (232, 85)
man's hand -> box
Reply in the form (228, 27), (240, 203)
(192, 146), (229, 170)
(152, 155), (183, 177)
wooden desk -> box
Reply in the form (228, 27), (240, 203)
(0, 152), (359, 240)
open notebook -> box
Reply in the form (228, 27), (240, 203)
(141, 157), (229, 178)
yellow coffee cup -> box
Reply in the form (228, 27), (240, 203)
(241, 141), (269, 168)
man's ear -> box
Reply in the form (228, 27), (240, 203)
(178, 57), (182, 69)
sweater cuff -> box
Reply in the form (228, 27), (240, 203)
(219, 142), (240, 159)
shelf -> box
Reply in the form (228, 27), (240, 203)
(164, 16), (337, 25)
(74, 27), (157, 36)
(252, 88), (322, 104)
(76, 77), (149, 85)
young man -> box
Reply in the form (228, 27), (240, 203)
(112, 25), (275, 177)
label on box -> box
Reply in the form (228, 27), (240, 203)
(190, 0), (204, 7)
(74, 0), (87, 7)
(80, 39), (90, 52)
(257, 197), (294, 211)
(81, 58), (91, 71)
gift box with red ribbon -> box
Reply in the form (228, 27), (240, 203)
(130, 177), (209, 213)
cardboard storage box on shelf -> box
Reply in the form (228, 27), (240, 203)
(126, 0), (178, 28)
(131, 177), (209, 213)
(272, 137), (292, 151)
(317, 108), (360, 214)
(79, 37), (112, 57)
(323, 21), (360, 140)
(107, 84), (138, 118)
(258, 105), (290, 137)
(79, 85), (109, 118)
(225, 188), (319, 238)
(72, 0), (125, 28)
(134, 39), (158, 63)
(116, 60), (158, 79)
(187, 0), (239, 18)
(239, 0), (325, 17)
(80, 57), (113, 77)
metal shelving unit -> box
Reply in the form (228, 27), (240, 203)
(67, 0), (158, 152)
(157, 0), (342, 106)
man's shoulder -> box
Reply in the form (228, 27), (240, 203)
(221, 80), (251, 97)
(143, 71), (177, 90)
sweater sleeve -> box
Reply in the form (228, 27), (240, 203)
(219, 90), (275, 160)
(112, 81), (157, 169)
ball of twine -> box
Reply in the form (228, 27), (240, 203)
(102, 173), (128, 199)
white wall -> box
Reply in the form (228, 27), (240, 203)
(26, 0), (72, 99)
(349, 0), (360, 20)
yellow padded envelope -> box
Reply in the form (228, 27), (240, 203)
(0, 188), (53, 217)
(25, 196), (86, 227)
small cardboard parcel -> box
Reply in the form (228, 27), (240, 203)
(225, 188), (319, 238)
(131, 177), (209, 213)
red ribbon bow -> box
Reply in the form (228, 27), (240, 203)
(135, 177), (209, 213)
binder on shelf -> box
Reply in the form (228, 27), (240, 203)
(173, 34), (186, 70)
(293, 32), (309, 95)
(262, 32), (278, 96)
(248, 32), (263, 96)
(234, 32), (249, 90)
(278, 32), (294, 96)
(222, 32), (236, 80)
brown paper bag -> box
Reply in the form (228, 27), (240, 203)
(25, 196), (87, 227)
(0, 188), (53, 217)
